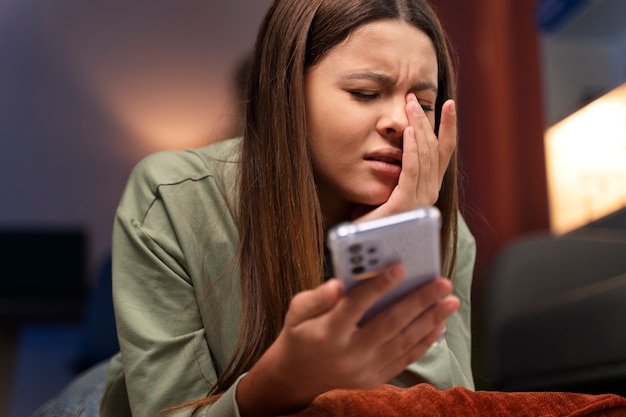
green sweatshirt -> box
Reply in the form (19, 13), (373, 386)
(101, 138), (476, 417)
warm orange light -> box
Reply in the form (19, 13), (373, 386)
(86, 63), (242, 156)
(545, 83), (626, 234)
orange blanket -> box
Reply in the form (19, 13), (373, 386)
(285, 384), (626, 416)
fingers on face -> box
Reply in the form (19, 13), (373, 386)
(405, 93), (438, 148)
(399, 126), (419, 182)
(437, 99), (458, 180)
(404, 95), (441, 201)
(404, 94), (457, 177)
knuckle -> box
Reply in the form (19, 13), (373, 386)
(352, 372), (371, 388)
(335, 355), (359, 377)
(288, 292), (306, 312)
(307, 326), (331, 345)
(407, 344), (428, 365)
(442, 140), (456, 155)
(285, 297), (300, 319)
(417, 141), (431, 156)
(427, 189), (439, 204)
(403, 161), (419, 176)
(427, 304), (449, 327)
(382, 310), (405, 331)
(397, 330), (419, 352)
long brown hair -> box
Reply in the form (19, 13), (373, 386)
(187, 0), (459, 409)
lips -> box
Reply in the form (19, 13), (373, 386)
(365, 155), (402, 166)
(364, 149), (403, 177)
(364, 149), (403, 166)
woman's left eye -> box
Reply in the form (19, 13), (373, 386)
(349, 91), (379, 101)
(420, 103), (434, 112)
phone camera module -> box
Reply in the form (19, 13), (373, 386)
(345, 241), (383, 278)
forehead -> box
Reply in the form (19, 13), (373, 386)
(316, 19), (438, 83)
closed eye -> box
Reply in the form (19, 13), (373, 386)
(420, 103), (434, 113)
(349, 91), (380, 101)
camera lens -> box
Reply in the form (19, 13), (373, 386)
(348, 244), (362, 254)
(350, 255), (363, 265)
(351, 266), (365, 275)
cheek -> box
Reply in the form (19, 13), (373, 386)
(307, 103), (349, 150)
(307, 112), (353, 176)
(306, 109), (336, 168)
(310, 92), (344, 124)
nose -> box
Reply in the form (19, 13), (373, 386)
(376, 97), (409, 143)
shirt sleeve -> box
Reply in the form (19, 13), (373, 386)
(443, 213), (476, 389)
(110, 153), (243, 417)
(389, 213), (476, 390)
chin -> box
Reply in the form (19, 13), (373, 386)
(359, 190), (394, 207)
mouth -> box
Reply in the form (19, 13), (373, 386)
(364, 155), (402, 167)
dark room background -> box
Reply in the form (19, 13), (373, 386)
(2, 0), (625, 415)
(0, 0), (551, 286)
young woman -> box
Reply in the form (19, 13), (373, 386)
(99, 0), (476, 416)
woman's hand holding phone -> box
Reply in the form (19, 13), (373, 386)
(236, 265), (460, 417)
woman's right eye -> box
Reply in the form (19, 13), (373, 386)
(349, 91), (379, 101)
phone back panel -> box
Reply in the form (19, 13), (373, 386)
(327, 206), (441, 324)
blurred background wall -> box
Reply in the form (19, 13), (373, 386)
(1, 0), (624, 303)
(1, 4), (271, 413)
(433, 0), (551, 275)
(0, 0), (550, 284)
(0, 0), (272, 278)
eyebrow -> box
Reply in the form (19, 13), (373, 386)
(344, 71), (438, 94)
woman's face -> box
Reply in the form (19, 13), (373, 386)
(305, 19), (438, 222)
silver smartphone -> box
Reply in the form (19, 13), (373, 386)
(327, 206), (441, 325)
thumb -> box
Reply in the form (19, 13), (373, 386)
(285, 279), (343, 326)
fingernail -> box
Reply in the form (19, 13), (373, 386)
(444, 301), (459, 315)
(448, 100), (456, 115)
(387, 264), (404, 283)
(436, 326), (447, 343)
(407, 126), (415, 139)
(437, 281), (452, 299)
